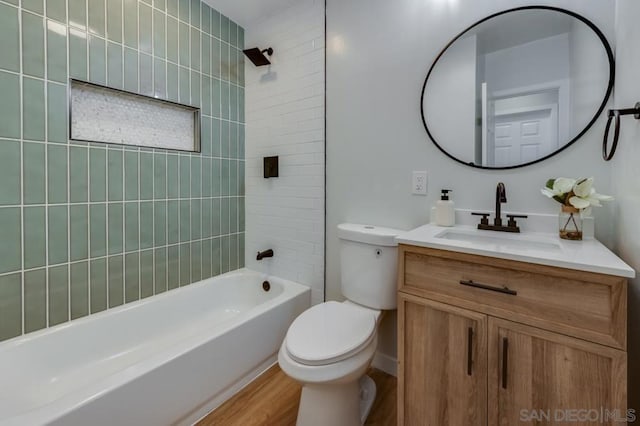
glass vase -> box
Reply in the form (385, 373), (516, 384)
(559, 205), (583, 240)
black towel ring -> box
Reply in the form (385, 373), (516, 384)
(603, 102), (640, 161)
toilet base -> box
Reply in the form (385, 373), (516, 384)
(359, 375), (377, 423)
(295, 375), (377, 426)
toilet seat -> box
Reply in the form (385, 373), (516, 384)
(285, 301), (377, 366)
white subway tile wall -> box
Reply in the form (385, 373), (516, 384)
(244, 0), (325, 305)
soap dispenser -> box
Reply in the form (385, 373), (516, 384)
(435, 189), (455, 227)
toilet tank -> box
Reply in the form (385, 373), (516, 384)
(337, 224), (403, 310)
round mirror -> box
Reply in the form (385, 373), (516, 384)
(421, 6), (614, 169)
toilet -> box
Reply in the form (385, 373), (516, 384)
(278, 223), (402, 426)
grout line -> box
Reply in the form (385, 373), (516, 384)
(137, 148), (141, 299)
(122, 150), (126, 302)
(66, 4), (72, 322)
(151, 151), (155, 296)
(165, 151), (169, 292)
(104, 146), (109, 308)
(67, 149), (71, 321)
(103, 0), (107, 84)
(0, 195), (245, 210)
(85, 0), (90, 78)
(43, 0), (50, 328)
(86, 146), (92, 315)
(187, 160), (192, 284)
(136, 0), (140, 92)
(164, 5), (168, 98)
(150, 0), (154, 95)
(176, 155), (181, 287)
(121, 0), (125, 89)
(86, 0), (92, 316)
(18, 3), (25, 335)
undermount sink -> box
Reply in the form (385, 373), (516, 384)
(395, 221), (635, 278)
(434, 228), (562, 252)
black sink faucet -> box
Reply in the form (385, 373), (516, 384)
(471, 182), (527, 233)
(256, 249), (274, 260)
(495, 182), (507, 227)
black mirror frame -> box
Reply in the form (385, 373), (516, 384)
(420, 5), (615, 170)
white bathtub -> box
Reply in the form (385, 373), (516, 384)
(0, 269), (310, 426)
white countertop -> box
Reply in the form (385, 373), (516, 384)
(396, 224), (636, 279)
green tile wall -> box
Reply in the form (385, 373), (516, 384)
(0, 0), (245, 342)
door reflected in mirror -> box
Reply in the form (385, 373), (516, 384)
(421, 7), (614, 169)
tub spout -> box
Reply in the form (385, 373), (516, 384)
(256, 249), (274, 260)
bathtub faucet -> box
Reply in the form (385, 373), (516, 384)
(256, 249), (274, 260)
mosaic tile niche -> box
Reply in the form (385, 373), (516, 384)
(70, 80), (200, 151)
(0, 0), (246, 341)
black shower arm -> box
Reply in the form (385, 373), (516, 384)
(602, 102), (640, 161)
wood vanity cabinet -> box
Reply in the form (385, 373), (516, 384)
(397, 244), (628, 426)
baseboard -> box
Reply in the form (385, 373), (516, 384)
(371, 352), (397, 377)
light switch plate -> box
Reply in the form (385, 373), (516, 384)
(412, 171), (427, 195)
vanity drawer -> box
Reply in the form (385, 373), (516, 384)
(398, 245), (627, 349)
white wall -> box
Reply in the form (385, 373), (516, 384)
(484, 32), (570, 93)
(425, 34), (477, 162)
(326, 0), (614, 361)
(569, 19), (612, 136)
(244, 0), (325, 304)
(612, 0), (640, 411)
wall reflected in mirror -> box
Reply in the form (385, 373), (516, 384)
(422, 7), (614, 169)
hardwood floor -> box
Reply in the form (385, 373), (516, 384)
(197, 365), (397, 426)
(362, 368), (397, 426)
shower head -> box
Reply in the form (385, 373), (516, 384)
(243, 47), (273, 66)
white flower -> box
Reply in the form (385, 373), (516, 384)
(568, 177), (614, 211)
(541, 177), (576, 198)
(568, 196), (591, 210)
(555, 177), (577, 193)
(541, 176), (613, 214)
(573, 178), (593, 198)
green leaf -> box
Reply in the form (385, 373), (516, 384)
(545, 178), (556, 190)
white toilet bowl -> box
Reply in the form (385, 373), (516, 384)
(278, 223), (402, 426)
(278, 301), (381, 426)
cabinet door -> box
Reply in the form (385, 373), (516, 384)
(398, 293), (487, 426)
(488, 317), (627, 426)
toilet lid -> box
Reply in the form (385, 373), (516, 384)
(285, 301), (377, 366)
